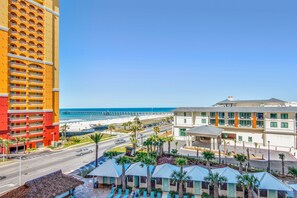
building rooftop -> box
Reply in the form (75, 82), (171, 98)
(215, 97), (286, 106)
(0, 170), (83, 198)
(174, 106), (297, 113)
(186, 125), (223, 137)
(88, 159), (129, 178)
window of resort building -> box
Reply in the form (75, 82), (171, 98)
(210, 112), (216, 118)
(281, 113), (288, 119)
(220, 183), (227, 190)
(239, 120), (251, 127)
(127, 176), (133, 182)
(140, 176), (146, 183)
(270, 122), (278, 128)
(202, 119), (207, 124)
(210, 119), (216, 125)
(270, 113), (277, 119)
(201, 112), (207, 117)
(228, 112), (234, 118)
(260, 189), (268, 197)
(281, 122), (289, 128)
(238, 136), (243, 141)
(256, 121), (264, 128)
(248, 137), (252, 142)
(156, 178), (162, 185)
(202, 182), (209, 189)
(257, 113), (264, 119)
(187, 180), (193, 188)
(236, 185), (243, 192)
(228, 120), (235, 126)
(219, 120), (225, 126)
(184, 119), (187, 124)
(239, 113), (251, 119)
(184, 112), (187, 116)
(179, 129), (186, 136)
(278, 191), (287, 198)
(218, 112), (225, 118)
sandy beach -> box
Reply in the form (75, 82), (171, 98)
(61, 114), (171, 132)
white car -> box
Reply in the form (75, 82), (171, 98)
(114, 139), (126, 144)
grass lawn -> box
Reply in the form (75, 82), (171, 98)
(62, 134), (115, 148)
(108, 144), (132, 153)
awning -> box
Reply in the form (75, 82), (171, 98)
(186, 125), (223, 137)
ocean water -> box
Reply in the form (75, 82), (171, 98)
(60, 108), (175, 122)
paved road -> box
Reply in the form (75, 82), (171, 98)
(0, 126), (171, 194)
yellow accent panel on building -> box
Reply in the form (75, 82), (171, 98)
(0, 31), (8, 94)
(43, 64), (53, 109)
(53, 91), (59, 122)
(44, 12), (53, 62)
(0, 0), (8, 27)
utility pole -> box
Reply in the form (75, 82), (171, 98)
(267, 141), (271, 173)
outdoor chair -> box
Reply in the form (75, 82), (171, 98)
(142, 191), (147, 198)
(107, 187), (115, 198)
(175, 195), (179, 198)
(123, 189), (130, 198)
(183, 195), (188, 198)
(150, 191), (155, 198)
(114, 189), (123, 198)
(167, 193), (171, 198)
(157, 192), (162, 198)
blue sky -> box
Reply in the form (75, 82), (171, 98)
(60, 0), (297, 108)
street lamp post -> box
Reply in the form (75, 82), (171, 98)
(19, 155), (22, 186)
(267, 141), (271, 173)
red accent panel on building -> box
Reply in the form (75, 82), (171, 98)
(43, 124), (59, 147)
(44, 112), (53, 127)
(0, 96), (8, 132)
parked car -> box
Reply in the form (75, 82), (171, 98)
(114, 139), (126, 144)
(76, 148), (93, 156)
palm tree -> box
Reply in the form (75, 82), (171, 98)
(134, 116), (141, 128)
(108, 124), (115, 134)
(116, 156), (131, 191)
(171, 170), (191, 198)
(89, 133), (104, 167)
(104, 151), (120, 159)
(223, 139), (227, 155)
(122, 122), (128, 130)
(288, 167), (297, 179)
(233, 139), (237, 154)
(204, 172), (227, 198)
(279, 153), (285, 176)
(175, 141), (178, 150)
(140, 156), (156, 193)
(130, 134), (138, 151)
(143, 139), (151, 157)
(237, 174), (260, 198)
(157, 136), (165, 156)
(130, 124), (138, 136)
(127, 121), (133, 129)
(3, 140), (12, 159)
(166, 136), (174, 153)
(234, 154), (247, 174)
(14, 137), (22, 154)
(175, 157), (187, 172)
(246, 148), (251, 168)
(202, 150), (215, 171)
(60, 123), (69, 139)
(153, 126), (160, 136)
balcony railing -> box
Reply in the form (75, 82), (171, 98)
(11, 86), (27, 90)
(10, 101), (26, 105)
(29, 123), (43, 127)
(10, 116), (26, 121)
(29, 130), (43, 135)
(10, 125), (26, 129)
(11, 132), (27, 137)
(29, 116), (43, 120)
(29, 94), (43, 98)
(29, 137), (43, 142)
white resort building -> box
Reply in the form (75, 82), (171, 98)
(173, 97), (297, 153)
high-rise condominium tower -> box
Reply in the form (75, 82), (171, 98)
(0, 0), (59, 151)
